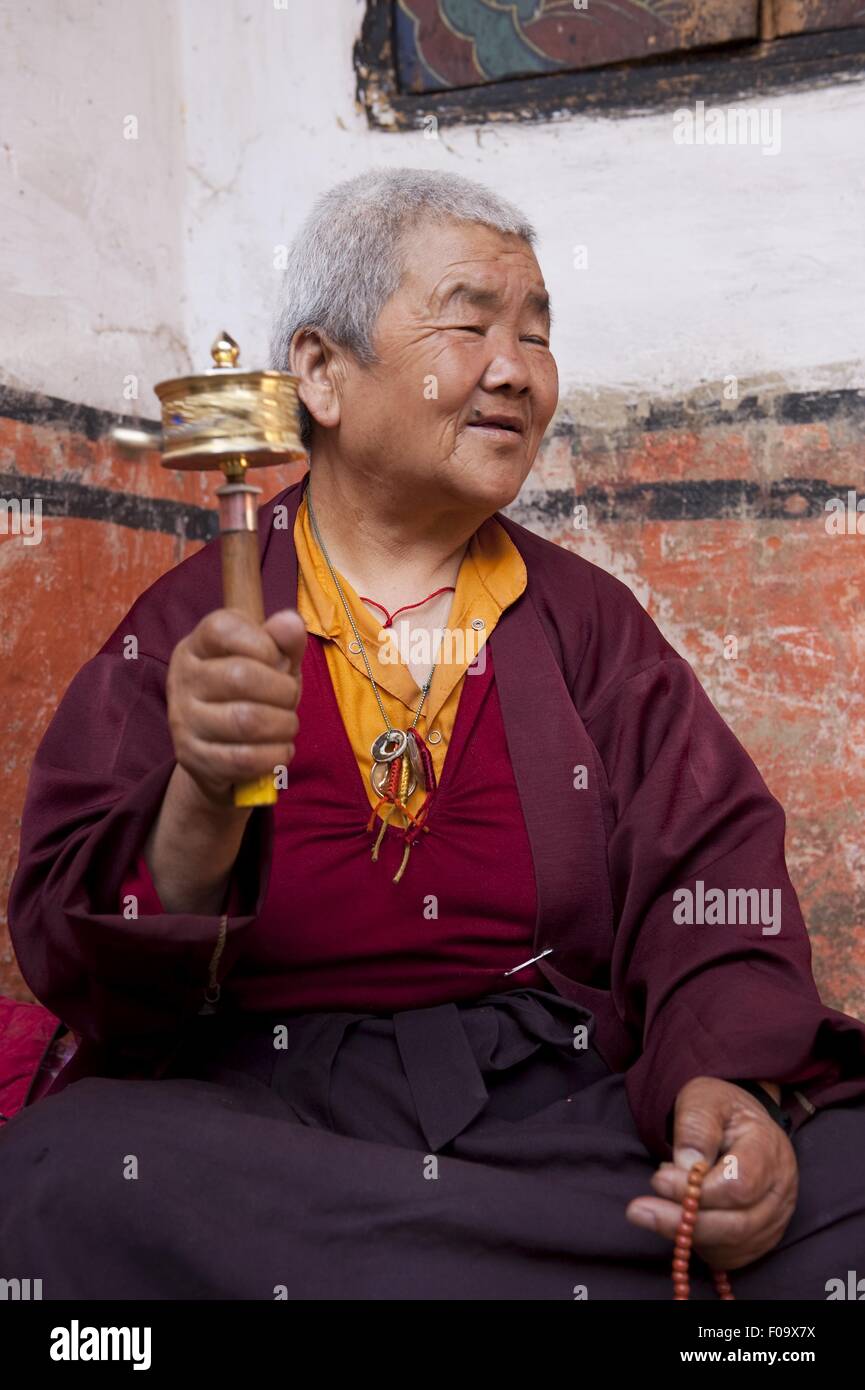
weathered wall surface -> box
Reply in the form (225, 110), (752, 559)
(1, 0), (863, 1020)
(0, 397), (307, 1000)
(508, 376), (865, 1018)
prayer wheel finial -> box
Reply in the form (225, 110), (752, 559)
(211, 332), (240, 369)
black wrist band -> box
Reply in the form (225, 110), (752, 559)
(730, 1078), (794, 1135)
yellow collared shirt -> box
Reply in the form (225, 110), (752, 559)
(293, 488), (527, 821)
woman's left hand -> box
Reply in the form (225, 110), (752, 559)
(625, 1076), (799, 1270)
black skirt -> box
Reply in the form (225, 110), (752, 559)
(0, 987), (863, 1299)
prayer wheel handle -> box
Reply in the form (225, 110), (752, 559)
(215, 462), (277, 806)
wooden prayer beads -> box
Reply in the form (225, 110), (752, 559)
(672, 1160), (735, 1300)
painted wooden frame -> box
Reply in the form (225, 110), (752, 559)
(354, 0), (865, 130)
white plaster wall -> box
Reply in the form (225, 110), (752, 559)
(0, 0), (189, 410)
(3, 0), (865, 417)
(181, 0), (865, 402)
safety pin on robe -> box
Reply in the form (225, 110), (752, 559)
(504, 947), (554, 976)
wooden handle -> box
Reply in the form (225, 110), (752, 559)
(221, 528), (266, 624)
(220, 526), (278, 808)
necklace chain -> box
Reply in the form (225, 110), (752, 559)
(304, 477), (437, 737)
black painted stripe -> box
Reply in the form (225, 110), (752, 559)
(1, 383), (862, 533)
(548, 388), (865, 439)
(5, 377), (862, 448)
(2, 470), (859, 535)
(0, 383), (160, 445)
(509, 478), (864, 526)
(0, 471), (217, 541)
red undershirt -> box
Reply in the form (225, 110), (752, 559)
(119, 634), (544, 1013)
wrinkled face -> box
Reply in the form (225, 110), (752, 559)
(325, 217), (559, 513)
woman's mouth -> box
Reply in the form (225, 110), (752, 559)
(466, 415), (525, 441)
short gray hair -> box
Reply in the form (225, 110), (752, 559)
(269, 166), (537, 449)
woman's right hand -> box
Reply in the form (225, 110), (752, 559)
(166, 607), (307, 808)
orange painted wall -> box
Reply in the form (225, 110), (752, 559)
(2, 388), (863, 1024)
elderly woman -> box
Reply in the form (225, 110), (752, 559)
(2, 168), (865, 1301)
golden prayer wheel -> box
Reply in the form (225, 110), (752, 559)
(152, 332), (303, 471)
(113, 331), (307, 808)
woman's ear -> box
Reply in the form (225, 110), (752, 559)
(289, 327), (344, 434)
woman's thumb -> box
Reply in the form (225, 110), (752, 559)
(262, 608), (307, 672)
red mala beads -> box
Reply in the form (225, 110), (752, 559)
(672, 1160), (735, 1300)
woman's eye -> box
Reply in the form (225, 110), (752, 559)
(522, 336), (549, 346)
(454, 325), (484, 334)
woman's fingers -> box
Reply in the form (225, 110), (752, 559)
(190, 656), (300, 710)
(625, 1181), (795, 1270)
(186, 697), (300, 747)
(167, 607), (307, 804)
(650, 1129), (787, 1212)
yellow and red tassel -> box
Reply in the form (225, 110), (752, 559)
(365, 730), (437, 882)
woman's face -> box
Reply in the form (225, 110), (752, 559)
(316, 217), (559, 515)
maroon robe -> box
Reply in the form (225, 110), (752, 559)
(115, 634), (550, 1011)
(7, 473), (865, 1161)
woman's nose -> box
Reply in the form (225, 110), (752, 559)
(479, 338), (533, 394)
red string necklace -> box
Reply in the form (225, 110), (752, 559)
(358, 586), (456, 629)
